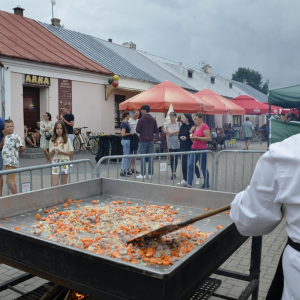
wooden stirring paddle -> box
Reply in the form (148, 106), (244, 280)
(127, 204), (231, 243)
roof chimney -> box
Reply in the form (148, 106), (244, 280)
(243, 79), (247, 84)
(108, 39), (112, 43)
(122, 42), (136, 50)
(13, 6), (25, 16)
(51, 18), (61, 27)
(204, 64), (211, 73)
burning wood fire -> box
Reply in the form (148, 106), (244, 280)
(68, 290), (90, 300)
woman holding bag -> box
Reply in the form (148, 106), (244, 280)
(40, 112), (54, 164)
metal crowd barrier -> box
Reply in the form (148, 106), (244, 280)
(95, 150), (267, 193)
(0, 159), (94, 196)
(214, 150), (265, 193)
(0, 150), (267, 197)
(96, 150), (215, 189)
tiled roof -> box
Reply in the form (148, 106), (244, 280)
(232, 81), (268, 103)
(39, 22), (196, 90)
(0, 10), (112, 74)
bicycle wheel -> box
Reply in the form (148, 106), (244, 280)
(88, 136), (99, 155)
(73, 136), (81, 151)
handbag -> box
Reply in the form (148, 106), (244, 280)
(42, 121), (52, 141)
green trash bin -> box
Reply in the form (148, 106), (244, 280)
(234, 130), (240, 139)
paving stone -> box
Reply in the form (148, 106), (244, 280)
(227, 285), (244, 297)
(265, 267), (277, 276)
(262, 255), (273, 263)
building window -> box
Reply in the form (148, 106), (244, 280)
(188, 70), (193, 78)
(229, 82), (233, 89)
(233, 115), (242, 127)
(115, 95), (126, 128)
(211, 77), (215, 84)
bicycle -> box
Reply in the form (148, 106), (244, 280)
(73, 127), (99, 155)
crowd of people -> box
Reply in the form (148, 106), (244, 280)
(119, 105), (211, 189)
(0, 105), (280, 195)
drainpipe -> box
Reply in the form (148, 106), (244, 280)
(0, 62), (5, 119)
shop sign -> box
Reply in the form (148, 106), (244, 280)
(253, 108), (261, 113)
(21, 182), (31, 193)
(24, 74), (51, 86)
(58, 79), (72, 114)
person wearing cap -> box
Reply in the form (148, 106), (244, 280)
(230, 132), (300, 300)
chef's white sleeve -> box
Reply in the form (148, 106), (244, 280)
(230, 150), (283, 236)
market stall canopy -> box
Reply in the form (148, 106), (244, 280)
(119, 81), (215, 113)
(194, 89), (245, 115)
(269, 85), (300, 109)
(231, 95), (269, 115)
(270, 118), (300, 144)
(263, 101), (294, 115)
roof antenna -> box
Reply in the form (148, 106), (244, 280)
(51, 0), (56, 19)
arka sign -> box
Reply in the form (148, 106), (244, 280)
(24, 74), (50, 86)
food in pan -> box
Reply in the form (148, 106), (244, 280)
(29, 200), (224, 266)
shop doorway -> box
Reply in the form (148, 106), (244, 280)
(23, 87), (40, 131)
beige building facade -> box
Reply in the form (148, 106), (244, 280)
(1, 57), (161, 140)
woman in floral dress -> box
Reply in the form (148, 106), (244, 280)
(40, 112), (54, 164)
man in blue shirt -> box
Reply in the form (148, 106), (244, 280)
(0, 117), (6, 196)
(241, 117), (255, 150)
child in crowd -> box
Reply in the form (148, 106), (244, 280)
(49, 120), (73, 186)
(1, 119), (24, 194)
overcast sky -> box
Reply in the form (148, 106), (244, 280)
(2, 0), (299, 89)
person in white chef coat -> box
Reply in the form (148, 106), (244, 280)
(230, 133), (300, 300)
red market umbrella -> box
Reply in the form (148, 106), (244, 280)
(194, 89), (246, 115)
(119, 81), (214, 113)
(231, 95), (269, 115)
(263, 101), (298, 115)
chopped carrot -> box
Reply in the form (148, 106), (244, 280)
(182, 215), (185, 217)
(224, 211), (229, 215)
(111, 201), (117, 205)
(35, 214), (41, 220)
(42, 217), (46, 221)
(76, 204), (80, 207)
(217, 225), (223, 229)
(63, 203), (68, 208)
(127, 201), (132, 204)
(68, 199), (72, 204)
(3, 218), (8, 221)
(92, 200), (97, 204)
(112, 251), (120, 258)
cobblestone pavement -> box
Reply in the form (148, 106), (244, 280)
(0, 140), (286, 299)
